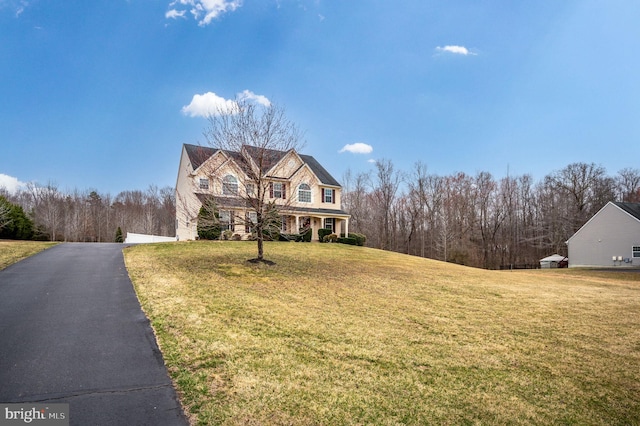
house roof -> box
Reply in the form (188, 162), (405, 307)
(613, 202), (640, 221)
(195, 194), (251, 209)
(183, 143), (341, 186)
(299, 154), (341, 187)
(283, 206), (350, 217)
(184, 144), (215, 170)
(242, 145), (288, 174)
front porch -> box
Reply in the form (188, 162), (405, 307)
(281, 213), (350, 241)
(184, 204), (351, 241)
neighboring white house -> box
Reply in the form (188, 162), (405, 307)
(566, 201), (640, 268)
(175, 143), (350, 241)
(539, 254), (568, 269)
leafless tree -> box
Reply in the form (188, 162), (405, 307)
(475, 171), (505, 269)
(406, 162), (429, 257)
(544, 162), (614, 233)
(341, 169), (370, 234)
(202, 99), (304, 262)
(28, 182), (64, 241)
(617, 167), (640, 202)
(0, 197), (12, 231)
(370, 159), (402, 250)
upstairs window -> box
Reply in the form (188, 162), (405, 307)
(270, 182), (286, 199)
(222, 175), (238, 196)
(199, 178), (209, 190)
(322, 188), (335, 204)
(298, 184), (311, 203)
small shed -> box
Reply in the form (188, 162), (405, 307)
(540, 254), (568, 269)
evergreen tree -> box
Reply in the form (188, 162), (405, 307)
(197, 198), (221, 240)
(0, 196), (34, 240)
(115, 226), (124, 243)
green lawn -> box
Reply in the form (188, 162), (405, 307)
(0, 240), (57, 270)
(124, 241), (640, 425)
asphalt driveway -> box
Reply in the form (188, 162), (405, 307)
(0, 243), (188, 425)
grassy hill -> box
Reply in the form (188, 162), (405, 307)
(124, 241), (640, 425)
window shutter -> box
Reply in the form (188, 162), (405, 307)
(321, 188), (325, 203)
(269, 183), (273, 198)
(282, 184), (286, 199)
(332, 189), (336, 204)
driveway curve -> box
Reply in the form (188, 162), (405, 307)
(0, 243), (188, 425)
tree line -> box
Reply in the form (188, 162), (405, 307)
(2, 161), (639, 270)
(342, 162), (640, 269)
(0, 183), (175, 242)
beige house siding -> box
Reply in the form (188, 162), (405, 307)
(175, 144), (350, 241)
(567, 202), (640, 268)
(175, 145), (199, 241)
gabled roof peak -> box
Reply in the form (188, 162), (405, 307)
(182, 143), (341, 186)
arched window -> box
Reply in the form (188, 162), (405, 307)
(222, 175), (238, 195)
(298, 183), (311, 203)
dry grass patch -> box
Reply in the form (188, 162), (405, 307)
(0, 240), (57, 270)
(125, 242), (640, 425)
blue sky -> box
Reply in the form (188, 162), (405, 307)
(1, 0), (639, 195)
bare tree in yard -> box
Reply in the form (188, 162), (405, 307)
(202, 100), (304, 262)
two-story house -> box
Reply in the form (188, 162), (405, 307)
(175, 143), (350, 241)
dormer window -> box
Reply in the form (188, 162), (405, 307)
(298, 183), (311, 203)
(199, 178), (209, 190)
(222, 175), (238, 195)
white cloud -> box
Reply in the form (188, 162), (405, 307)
(165, 9), (186, 19)
(0, 0), (28, 17)
(167, 0), (242, 26)
(367, 159), (377, 164)
(237, 90), (271, 107)
(0, 173), (26, 194)
(435, 45), (476, 56)
(339, 142), (373, 155)
(181, 90), (271, 117)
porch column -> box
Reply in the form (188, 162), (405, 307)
(295, 215), (300, 233)
(344, 217), (349, 237)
